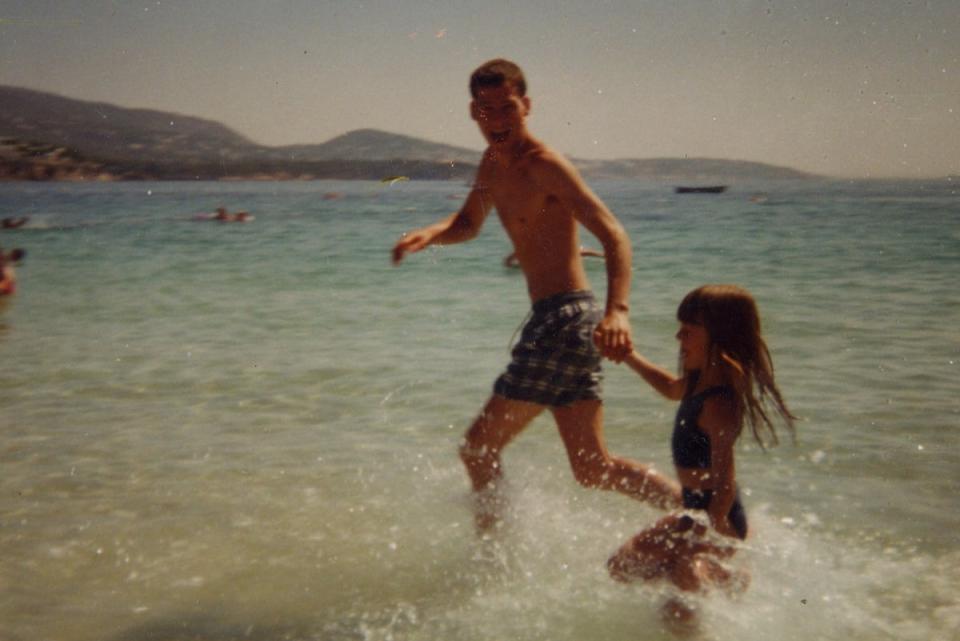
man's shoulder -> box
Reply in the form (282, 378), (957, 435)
(525, 142), (567, 166)
(523, 145), (582, 187)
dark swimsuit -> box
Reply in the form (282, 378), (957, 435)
(672, 384), (748, 539)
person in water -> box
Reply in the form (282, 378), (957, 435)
(0, 248), (25, 296)
(607, 284), (797, 592)
(212, 207), (252, 223)
(2, 217), (29, 229)
(392, 59), (680, 529)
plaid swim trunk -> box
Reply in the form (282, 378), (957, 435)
(493, 290), (603, 407)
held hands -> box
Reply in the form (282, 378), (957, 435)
(593, 310), (633, 362)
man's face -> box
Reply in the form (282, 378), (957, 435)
(470, 84), (530, 147)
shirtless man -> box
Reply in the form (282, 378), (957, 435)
(392, 59), (680, 526)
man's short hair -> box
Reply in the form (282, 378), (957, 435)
(470, 59), (527, 98)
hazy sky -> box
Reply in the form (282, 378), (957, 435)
(1, 1), (957, 178)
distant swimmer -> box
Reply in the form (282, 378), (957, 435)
(504, 246), (603, 268)
(194, 207), (254, 223)
(0, 248), (25, 296)
(1, 217), (29, 229)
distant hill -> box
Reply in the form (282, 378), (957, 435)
(0, 85), (818, 181)
(574, 157), (817, 181)
(0, 85), (259, 163)
(268, 129), (481, 164)
(0, 85), (478, 180)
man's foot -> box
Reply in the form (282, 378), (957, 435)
(473, 484), (509, 535)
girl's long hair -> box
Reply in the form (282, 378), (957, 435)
(678, 284), (797, 447)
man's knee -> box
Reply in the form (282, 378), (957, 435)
(459, 439), (491, 465)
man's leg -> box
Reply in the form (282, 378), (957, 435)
(551, 399), (681, 509)
(459, 394), (544, 492)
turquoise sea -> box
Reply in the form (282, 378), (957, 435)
(1, 178), (958, 641)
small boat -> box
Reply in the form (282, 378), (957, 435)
(674, 185), (728, 194)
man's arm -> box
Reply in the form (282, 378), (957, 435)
(532, 155), (633, 359)
(392, 180), (492, 265)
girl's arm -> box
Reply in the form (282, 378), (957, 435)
(699, 396), (740, 538)
(623, 350), (685, 400)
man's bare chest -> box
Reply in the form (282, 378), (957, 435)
(486, 178), (552, 225)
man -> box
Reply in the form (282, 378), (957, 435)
(392, 59), (679, 527)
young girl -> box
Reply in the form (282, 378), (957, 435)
(607, 284), (796, 592)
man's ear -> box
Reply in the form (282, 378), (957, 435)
(521, 96), (531, 115)
(469, 101), (479, 122)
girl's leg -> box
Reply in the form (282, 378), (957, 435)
(608, 514), (743, 591)
(607, 514), (688, 582)
(671, 552), (751, 594)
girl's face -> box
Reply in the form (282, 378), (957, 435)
(676, 322), (710, 371)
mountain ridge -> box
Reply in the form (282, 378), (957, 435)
(0, 85), (819, 181)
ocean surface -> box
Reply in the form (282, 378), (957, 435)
(1, 178), (958, 641)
